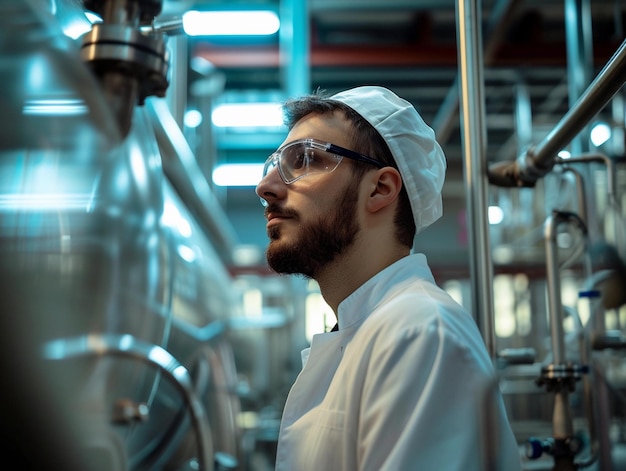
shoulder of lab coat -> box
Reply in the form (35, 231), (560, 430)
(354, 299), (519, 471)
(348, 283), (521, 470)
(277, 254), (522, 471)
(336, 254), (520, 470)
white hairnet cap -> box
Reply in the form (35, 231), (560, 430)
(330, 86), (447, 238)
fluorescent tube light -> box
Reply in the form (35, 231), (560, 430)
(23, 99), (88, 116)
(212, 103), (284, 128)
(183, 10), (280, 36)
(213, 163), (264, 187)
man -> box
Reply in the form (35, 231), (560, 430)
(255, 86), (521, 470)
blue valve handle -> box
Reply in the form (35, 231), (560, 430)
(526, 437), (554, 460)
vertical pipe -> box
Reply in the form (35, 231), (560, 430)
(280, 0), (310, 97)
(593, 364), (615, 470)
(165, 34), (188, 130)
(544, 213), (576, 471)
(565, 0), (594, 156)
(565, 0), (600, 249)
(611, 90), (625, 157)
(190, 67), (226, 189)
(455, 0), (496, 356)
(514, 78), (535, 230)
(514, 78), (533, 157)
(544, 213), (567, 365)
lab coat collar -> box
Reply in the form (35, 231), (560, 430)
(336, 253), (435, 331)
(302, 253), (435, 369)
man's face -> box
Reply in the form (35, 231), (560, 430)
(264, 178), (360, 278)
(256, 112), (362, 278)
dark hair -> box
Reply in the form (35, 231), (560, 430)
(283, 90), (416, 247)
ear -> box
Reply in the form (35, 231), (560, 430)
(365, 167), (403, 214)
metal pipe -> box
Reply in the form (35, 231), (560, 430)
(80, 0), (170, 138)
(556, 153), (616, 204)
(488, 39), (626, 187)
(554, 167), (588, 272)
(280, 0), (310, 97)
(544, 212), (567, 365)
(543, 211), (587, 471)
(576, 290), (613, 470)
(544, 210), (588, 363)
(556, 152), (622, 259)
(163, 33), (187, 129)
(455, 0), (496, 356)
(43, 334), (215, 471)
(590, 363), (616, 470)
(147, 98), (240, 263)
(514, 78), (533, 157)
(565, 0), (594, 156)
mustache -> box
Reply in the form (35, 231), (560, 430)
(264, 203), (298, 220)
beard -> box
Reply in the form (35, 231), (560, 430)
(265, 181), (360, 279)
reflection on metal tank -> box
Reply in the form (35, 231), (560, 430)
(0, 2), (240, 470)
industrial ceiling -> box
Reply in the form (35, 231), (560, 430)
(173, 0), (623, 155)
(160, 0), (625, 269)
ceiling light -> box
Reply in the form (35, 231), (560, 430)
(211, 103), (284, 128)
(184, 109), (203, 128)
(23, 99), (88, 116)
(488, 205), (504, 225)
(182, 10), (280, 36)
(590, 122), (611, 147)
(212, 163), (264, 187)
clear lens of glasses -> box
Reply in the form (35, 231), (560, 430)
(264, 140), (343, 184)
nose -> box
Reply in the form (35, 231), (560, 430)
(255, 165), (284, 206)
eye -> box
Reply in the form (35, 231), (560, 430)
(306, 149), (327, 168)
(290, 150), (307, 170)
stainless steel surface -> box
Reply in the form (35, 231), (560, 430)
(148, 97), (240, 264)
(544, 211), (587, 366)
(80, 0), (170, 137)
(2, 1), (626, 470)
(539, 211), (589, 467)
(0, 1), (241, 468)
(43, 333), (215, 471)
(456, 0), (497, 357)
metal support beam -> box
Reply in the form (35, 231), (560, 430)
(456, 0), (496, 357)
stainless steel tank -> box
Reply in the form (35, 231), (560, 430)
(0, 2), (240, 469)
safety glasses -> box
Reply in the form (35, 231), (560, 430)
(262, 138), (384, 184)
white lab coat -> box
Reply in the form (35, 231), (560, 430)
(275, 253), (522, 471)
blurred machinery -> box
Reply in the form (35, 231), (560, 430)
(480, 25), (626, 471)
(1, 1), (626, 471)
(0, 1), (242, 469)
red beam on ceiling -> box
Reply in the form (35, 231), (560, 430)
(193, 43), (458, 68)
(192, 40), (621, 69)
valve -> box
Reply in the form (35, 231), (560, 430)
(79, 0), (174, 137)
(536, 363), (588, 392)
(526, 436), (584, 462)
(526, 437), (554, 460)
(112, 398), (149, 424)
